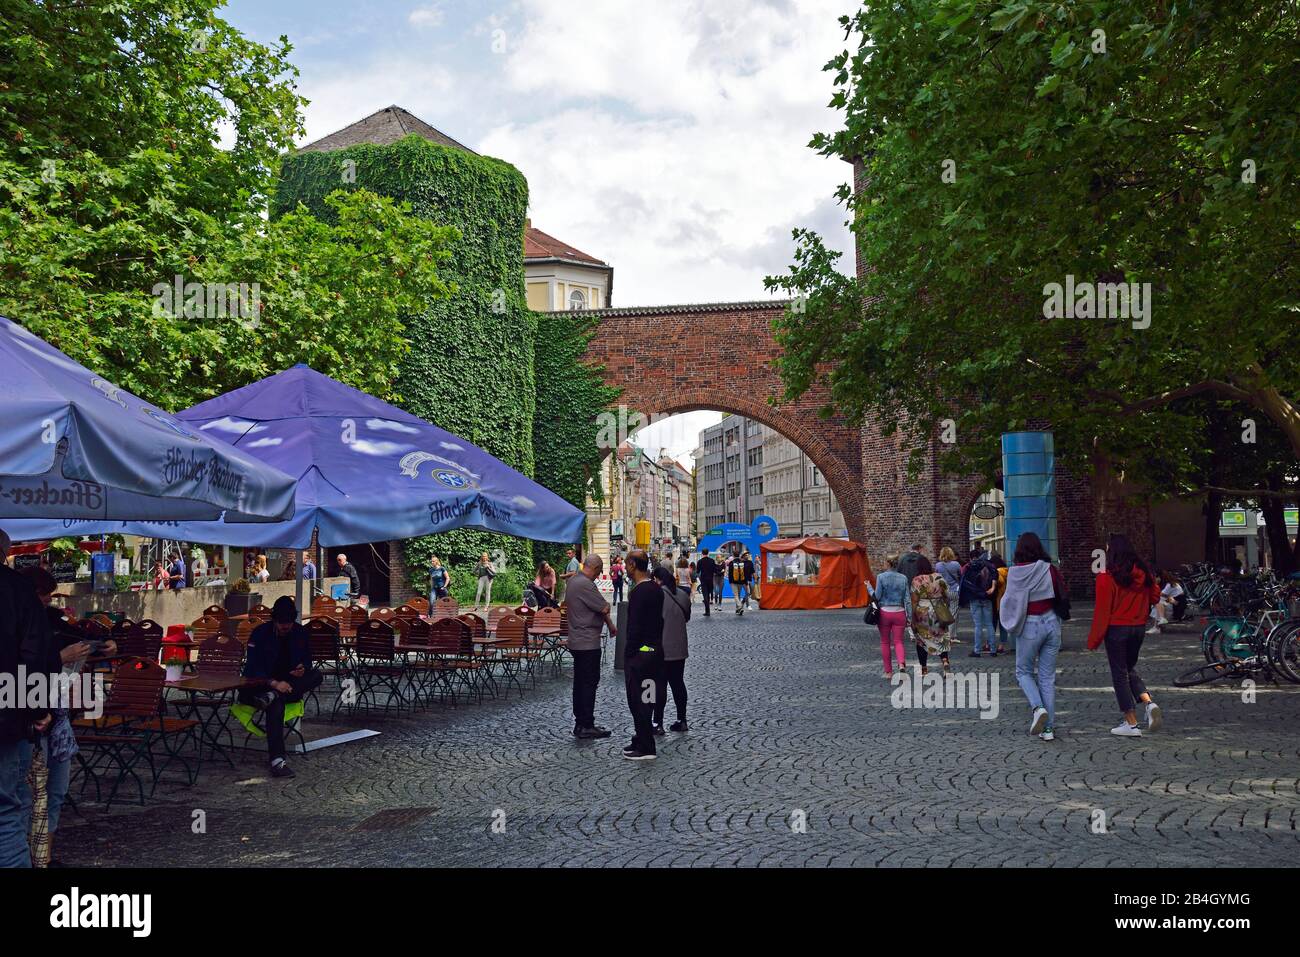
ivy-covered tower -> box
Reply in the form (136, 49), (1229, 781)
(272, 106), (538, 601)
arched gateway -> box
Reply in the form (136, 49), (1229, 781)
(583, 301), (1120, 596)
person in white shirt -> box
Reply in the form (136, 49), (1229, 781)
(1148, 572), (1186, 633)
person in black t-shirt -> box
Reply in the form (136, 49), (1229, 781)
(696, 549), (718, 617)
(621, 550), (663, 761)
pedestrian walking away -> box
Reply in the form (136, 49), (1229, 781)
(910, 555), (954, 676)
(1088, 534), (1163, 738)
(959, 548), (998, 656)
(696, 549), (717, 616)
(868, 554), (913, 678)
(652, 566), (691, 734)
(1000, 532), (1067, 741)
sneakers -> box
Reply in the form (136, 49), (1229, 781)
(669, 720), (688, 733)
(1110, 722), (1142, 737)
(269, 759), (295, 778)
(1145, 702), (1163, 732)
(1029, 707), (1049, 735)
(574, 725), (612, 739)
(651, 723), (666, 737)
(1146, 625), (1162, 635)
(622, 748), (656, 761)
(1039, 728), (1055, 741)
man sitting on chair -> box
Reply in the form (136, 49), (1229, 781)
(239, 597), (321, 779)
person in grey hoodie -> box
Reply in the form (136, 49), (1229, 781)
(1000, 532), (1067, 741)
(651, 566), (691, 734)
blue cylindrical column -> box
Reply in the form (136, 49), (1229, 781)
(1001, 431), (1057, 561)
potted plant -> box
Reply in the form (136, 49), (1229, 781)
(160, 646), (189, 682)
(223, 578), (261, 615)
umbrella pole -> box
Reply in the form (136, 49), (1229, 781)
(296, 549), (305, 620)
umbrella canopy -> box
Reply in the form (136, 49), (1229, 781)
(5, 365), (585, 548)
(0, 316), (297, 524)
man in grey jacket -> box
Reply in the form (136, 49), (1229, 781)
(565, 554), (617, 739)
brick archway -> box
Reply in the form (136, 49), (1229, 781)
(582, 301), (867, 546)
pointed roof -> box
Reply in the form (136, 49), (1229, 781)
(296, 105), (477, 155)
(524, 225), (608, 267)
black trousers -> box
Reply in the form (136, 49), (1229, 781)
(623, 652), (660, 754)
(570, 648), (602, 728)
(239, 671), (322, 762)
(653, 658), (687, 724)
(1103, 624), (1149, 714)
(915, 642), (949, 668)
(701, 582), (713, 614)
(612, 580), (624, 603)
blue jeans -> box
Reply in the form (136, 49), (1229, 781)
(969, 600), (994, 653)
(1015, 612), (1062, 727)
(0, 739), (34, 868)
(47, 753), (71, 834)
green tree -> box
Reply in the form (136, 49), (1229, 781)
(767, 0), (1299, 497)
(0, 0), (455, 408)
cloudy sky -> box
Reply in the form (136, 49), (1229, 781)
(223, 0), (856, 461)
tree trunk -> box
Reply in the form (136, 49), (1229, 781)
(1203, 490), (1222, 564)
(1260, 491), (1295, 575)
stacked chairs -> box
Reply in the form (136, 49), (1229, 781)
(202, 605), (228, 620)
(371, 606), (398, 627)
(408, 597), (430, 615)
(343, 619), (405, 716)
(432, 596), (458, 621)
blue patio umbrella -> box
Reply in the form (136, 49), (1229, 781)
(0, 316), (297, 525)
(5, 364), (585, 548)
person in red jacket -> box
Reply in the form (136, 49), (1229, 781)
(1087, 534), (1163, 736)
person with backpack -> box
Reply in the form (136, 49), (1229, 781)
(1000, 532), (1068, 741)
(1087, 534), (1163, 737)
(959, 548), (998, 657)
(610, 556), (626, 604)
(731, 551), (754, 614)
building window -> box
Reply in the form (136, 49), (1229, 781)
(568, 288), (587, 311)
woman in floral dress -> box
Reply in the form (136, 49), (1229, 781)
(910, 555), (956, 675)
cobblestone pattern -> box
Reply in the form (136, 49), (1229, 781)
(58, 606), (1300, 867)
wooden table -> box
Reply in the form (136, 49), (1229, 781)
(165, 674), (264, 768)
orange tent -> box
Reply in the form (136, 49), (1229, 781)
(759, 537), (874, 610)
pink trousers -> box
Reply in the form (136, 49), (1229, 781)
(878, 609), (908, 673)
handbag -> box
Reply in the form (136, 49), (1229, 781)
(863, 597), (880, 626)
(935, 600), (955, 626)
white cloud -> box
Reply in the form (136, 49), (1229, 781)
(200, 416), (267, 435)
(438, 441), (465, 451)
(510, 495), (536, 509)
(408, 4), (445, 29)
(480, 0), (854, 305)
(246, 437), (284, 447)
(366, 418), (420, 434)
(349, 439), (407, 456)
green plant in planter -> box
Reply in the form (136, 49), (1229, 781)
(160, 649), (189, 668)
(229, 578), (251, 594)
(47, 537), (82, 566)
(102, 533), (127, 555)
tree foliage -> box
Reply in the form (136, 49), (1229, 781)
(767, 0), (1299, 498)
(0, 0), (455, 408)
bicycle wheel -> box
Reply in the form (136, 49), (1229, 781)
(1173, 660), (1240, 687)
(1268, 620), (1300, 684)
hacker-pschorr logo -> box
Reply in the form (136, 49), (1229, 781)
(50, 887), (151, 937)
(398, 450), (480, 489)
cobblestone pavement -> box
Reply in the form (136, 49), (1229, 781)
(59, 603), (1300, 867)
